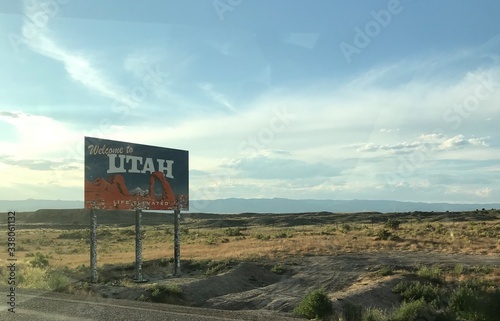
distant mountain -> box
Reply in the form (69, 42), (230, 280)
(129, 187), (149, 196)
(0, 199), (84, 212)
(188, 198), (500, 214)
(2, 198), (499, 213)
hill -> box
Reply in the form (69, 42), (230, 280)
(2, 198), (499, 213)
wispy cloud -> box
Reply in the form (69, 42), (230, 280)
(283, 33), (320, 49)
(0, 154), (78, 171)
(438, 135), (489, 150)
(0, 111), (19, 118)
(350, 134), (490, 153)
(0, 111), (80, 159)
(20, 1), (146, 109)
(200, 83), (236, 112)
(4, 14), (500, 203)
(227, 155), (341, 180)
(26, 34), (135, 107)
(445, 186), (493, 199)
(380, 128), (400, 133)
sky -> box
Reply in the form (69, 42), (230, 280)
(1, 0), (500, 208)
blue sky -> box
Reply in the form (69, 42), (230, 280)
(1, 0), (499, 208)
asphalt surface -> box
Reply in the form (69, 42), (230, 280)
(0, 289), (299, 321)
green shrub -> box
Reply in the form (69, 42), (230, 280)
(293, 288), (333, 321)
(362, 308), (387, 321)
(473, 265), (493, 274)
(17, 266), (49, 290)
(392, 281), (407, 294)
(378, 266), (393, 276)
(148, 283), (182, 303)
(391, 299), (433, 321)
(454, 263), (465, 275)
(341, 223), (352, 233)
(274, 229), (294, 238)
(75, 264), (88, 273)
(97, 229), (112, 237)
(224, 227), (243, 237)
(271, 263), (286, 274)
(416, 266), (442, 282)
(48, 270), (71, 292)
(120, 229), (136, 236)
(58, 230), (88, 239)
(484, 287), (500, 320)
(29, 252), (50, 268)
(37, 238), (52, 246)
(388, 234), (402, 241)
(254, 233), (271, 240)
(385, 219), (401, 229)
(449, 281), (500, 321)
(377, 229), (391, 240)
(393, 281), (440, 303)
(449, 285), (484, 320)
(342, 302), (363, 321)
(205, 235), (219, 245)
(205, 259), (235, 276)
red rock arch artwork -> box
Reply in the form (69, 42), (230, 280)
(85, 171), (176, 210)
(149, 171), (176, 207)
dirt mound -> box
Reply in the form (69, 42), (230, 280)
(192, 252), (500, 313)
(330, 275), (407, 312)
(180, 262), (282, 306)
(87, 252), (499, 317)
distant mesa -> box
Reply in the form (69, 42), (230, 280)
(129, 187), (149, 196)
(85, 171), (176, 210)
(2, 198), (499, 214)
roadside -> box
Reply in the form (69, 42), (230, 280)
(85, 251), (499, 315)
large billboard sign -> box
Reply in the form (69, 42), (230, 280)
(84, 137), (188, 210)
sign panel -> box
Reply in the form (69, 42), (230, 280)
(84, 137), (188, 210)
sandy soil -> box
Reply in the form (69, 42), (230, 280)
(92, 251), (500, 317)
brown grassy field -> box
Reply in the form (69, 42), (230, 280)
(1, 209), (499, 320)
(5, 209), (499, 268)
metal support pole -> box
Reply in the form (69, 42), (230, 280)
(134, 208), (145, 282)
(173, 207), (181, 276)
(90, 208), (98, 283)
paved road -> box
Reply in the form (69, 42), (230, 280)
(1, 289), (299, 321)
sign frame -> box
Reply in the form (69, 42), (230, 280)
(84, 136), (189, 211)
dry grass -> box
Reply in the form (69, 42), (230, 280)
(5, 218), (498, 268)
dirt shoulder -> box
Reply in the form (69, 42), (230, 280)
(91, 251), (499, 317)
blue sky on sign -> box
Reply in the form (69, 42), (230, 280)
(0, 0), (499, 205)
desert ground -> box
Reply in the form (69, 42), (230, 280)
(2, 208), (499, 320)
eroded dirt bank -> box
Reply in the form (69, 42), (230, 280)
(94, 251), (500, 316)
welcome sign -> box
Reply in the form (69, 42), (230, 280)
(84, 137), (188, 210)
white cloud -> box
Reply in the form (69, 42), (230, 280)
(348, 133), (490, 155)
(438, 135), (489, 150)
(207, 41), (234, 56)
(283, 33), (320, 49)
(0, 110), (84, 199)
(352, 142), (422, 153)
(27, 34), (136, 107)
(445, 186), (493, 199)
(123, 49), (168, 76)
(200, 83), (236, 112)
(380, 128), (400, 133)
(227, 155), (341, 180)
(0, 111), (80, 159)
(4, 18), (500, 203)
